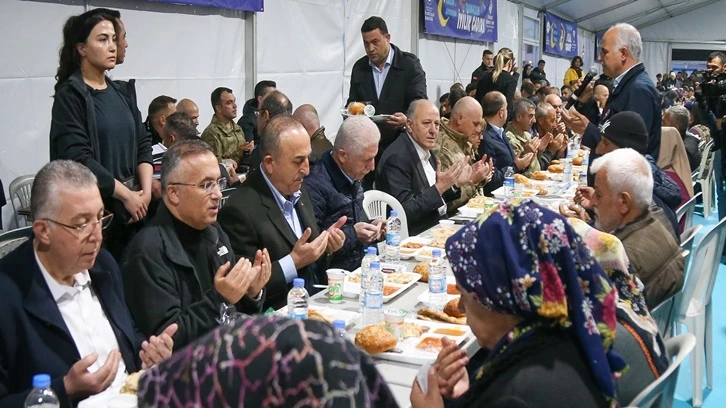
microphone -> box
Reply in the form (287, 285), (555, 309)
(565, 67), (599, 109)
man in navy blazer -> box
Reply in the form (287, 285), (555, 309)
(563, 23), (661, 161)
(478, 91), (535, 195)
(376, 100), (471, 236)
(0, 161), (176, 408)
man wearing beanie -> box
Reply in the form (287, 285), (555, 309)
(575, 111), (682, 240)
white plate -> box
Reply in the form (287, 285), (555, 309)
(417, 276), (460, 306)
(399, 237), (432, 259)
(458, 206), (484, 218)
(343, 272), (421, 303)
(340, 110), (391, 123)
(364, 319), (471, 365)
(276, 306), (360, 327)
(414, 246), (448, 262)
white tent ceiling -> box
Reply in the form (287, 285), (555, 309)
(510, 0), (721, 33)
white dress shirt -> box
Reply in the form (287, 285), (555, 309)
(408, 134), (447, 215)
(613, 63), (641, 90)
(35, 250), (128, 394)
(370, 47), (395, 98)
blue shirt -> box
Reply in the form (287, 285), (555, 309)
(369, 47), (395, 98)
(613, 63), (640, 90)
(490, 123), (505, 140)
(260, 165), (302, 283)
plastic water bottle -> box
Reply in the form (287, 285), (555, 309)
(562, 158), (573, 191)
(579, 172), (588, 187)
(333, 320), (347, 338)
(362, 261), (384, 326)
(581, 148), (590, 168)
(385, 211), (401, 264)
(24, 374), (59, 408)
(504, 167), (515, 199)
(566, 138), (577, 159)
(287, 278), (309, 320)
(428, 250), (448, 311)
(360, 247), (379, 312)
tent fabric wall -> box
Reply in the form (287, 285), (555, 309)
(641, 41), (670, 82)
(418, 0), (519, 104)
(639, 1), (726, 42)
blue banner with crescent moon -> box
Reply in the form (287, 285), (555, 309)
(422, 0), (497, 43)
(544, 12), (577, 58)
(147, 0), (263, 12)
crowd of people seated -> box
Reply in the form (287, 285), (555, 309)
(1, 6), (725, 408)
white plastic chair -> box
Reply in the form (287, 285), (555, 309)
(626, 333), (697, 408)
(680, 224), (703, 255)
(9, 175), (34, 228)
(362, 190), (409, 240)
(672, 217), (726, 407)
(0, 226), (33, 259)
(693, 141), (715, 218)
(219, 188), (236, 209)
(651, 248), (691, 340)
(676, 192), (701, 233)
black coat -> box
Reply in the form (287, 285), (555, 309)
(581, 63), (662, 160)
(237, 98), (258, 143)
(475, 70), (518, 118)
(479, 124), (517, 195)
(218, 169), (330, 309)
(348, 43), (427, 152)
(121, 204), (263, 348)
(304, 151), (369, 272)
(375, 133), (460, 236)
(50, 70), (152, 223)
(0, 240), (143, 408)
(528, 68), (548, 83)
(460, 329), (609, 408)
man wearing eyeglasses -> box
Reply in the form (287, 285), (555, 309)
(0, 160), (177, 407)
(219, 115), (346, 309)
(121, 139), (270, 348)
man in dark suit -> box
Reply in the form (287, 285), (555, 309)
(563, 23), (661, 161)
(479, 91), (535, 195)
(0, 160), (176, 408)
(376, 100), (470, 236)
(348, 16), (428, 189)
(218, 115), (346, 309)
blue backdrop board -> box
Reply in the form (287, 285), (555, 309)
(595, 31), (604, 60)
(422, 0), (498, 43)
(543, 11), (577, 58)
(148, 0), (263, 12)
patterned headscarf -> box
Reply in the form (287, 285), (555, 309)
(137, 316), (397, 408)
(446, 200), (626, 405)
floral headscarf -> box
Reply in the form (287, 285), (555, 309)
(137, 316), (397, 408)
(446, 200), (626, 405)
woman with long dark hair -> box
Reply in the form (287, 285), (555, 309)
(50, 10), (152, 259)
(475, 48), (517, 118)
(564, 55), (584, 86)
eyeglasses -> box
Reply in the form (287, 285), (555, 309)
(169, 177), (227, 194)
(44, 212), (114, 238)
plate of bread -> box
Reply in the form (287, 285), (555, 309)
(353, 318), (470, 364)
(417, 298), (467, 325)
(276, 306), (360, 327)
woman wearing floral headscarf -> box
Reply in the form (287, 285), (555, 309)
(411, 200), (625, 408)
(137, 316), (397, 407)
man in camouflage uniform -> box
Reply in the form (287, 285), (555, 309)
(506, 98), (543, 177)
(201, 87), (253, 165)
(432, 96), (492, 214)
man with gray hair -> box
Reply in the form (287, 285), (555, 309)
(122, 140), (270, 348)
(304, 115), (386, 271)
(563, 22), (662, 161)
(219, 115), (346, 309)
(664, 105), (701, 170)
(564, 148), (684, 308)
(0, 160), (177, 406)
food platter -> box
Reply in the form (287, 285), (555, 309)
(400, 237), (432, 259)
(275, 305), (361, 327)
(417, 276), (460, 306)
(343, 272), (422, 302)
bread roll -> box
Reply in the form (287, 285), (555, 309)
(532, 171), (547, 181)
(355, 325), (397, 354)
(413, 261), (429, 282)
(548, 164), (564, 173)
(551, 159), (560, 165)
(444, 298), (465, 318)
(513, 173), (530, 185)
(348, 102), (365, 115)
(572, 156), (583, 166)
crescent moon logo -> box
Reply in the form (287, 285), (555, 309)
(438, 0), (449, 27)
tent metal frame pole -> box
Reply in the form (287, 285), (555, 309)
(244, 11), (257, 101)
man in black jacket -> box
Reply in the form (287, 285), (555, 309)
(471, 49), (494, 84)
(376, 100), (469, 236)
(218, 115), (346, 309)
(122, 140), (269, 348)
(305, 116), (386, 272)
(348, 16), (428, 189)
(0, 160), (175, 408)
(529, 60), (548, 83)
(237, 80), (276, 145)
(563, 23), (661, 161)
